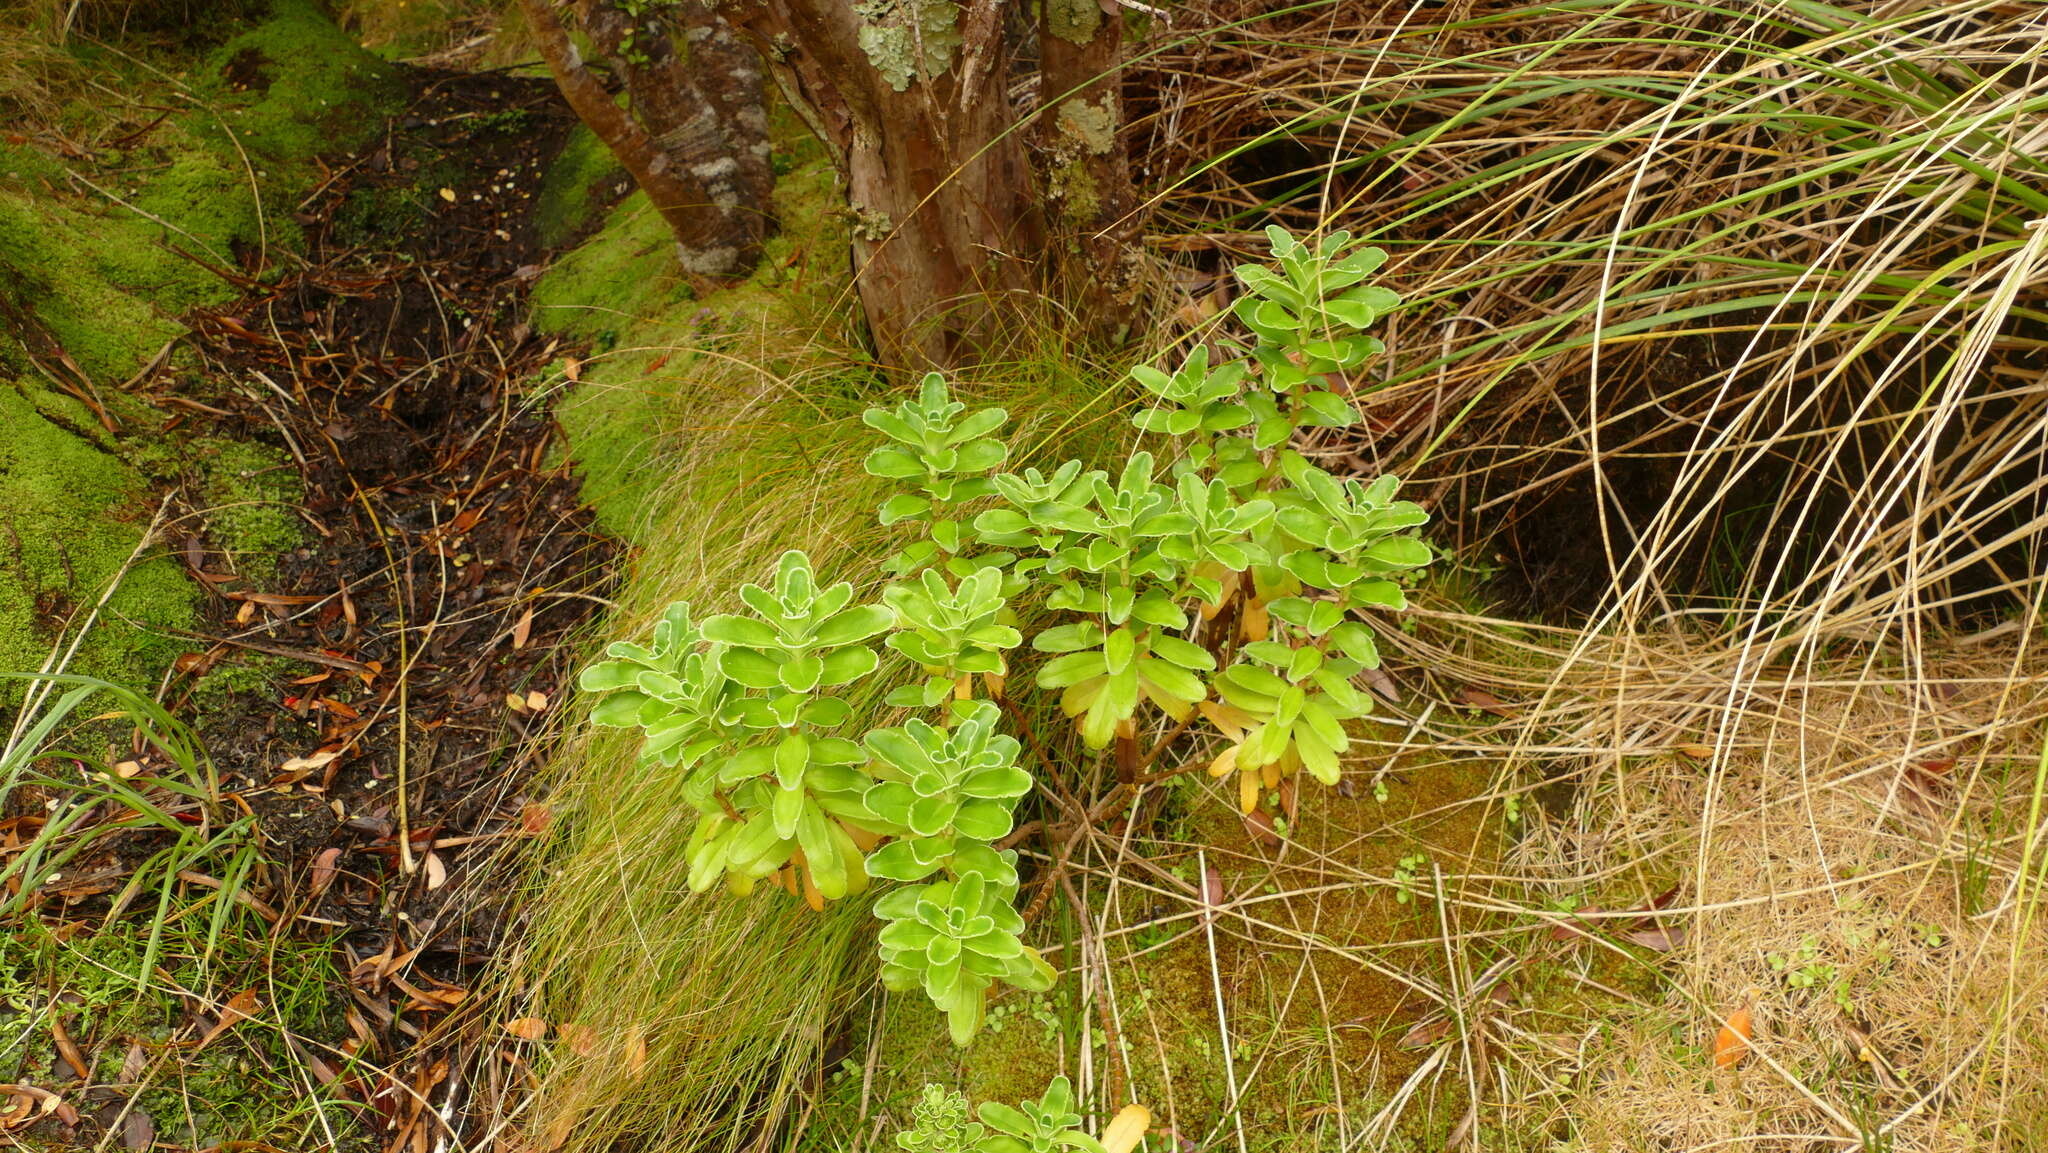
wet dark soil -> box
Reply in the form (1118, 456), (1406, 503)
(136, 66), (612, 1147)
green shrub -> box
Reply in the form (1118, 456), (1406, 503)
(578, 227), (1431, 1045)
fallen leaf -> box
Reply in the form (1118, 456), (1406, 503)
(309, 847), (343, 896)
(1397, 1015), (1452, 1051)
(112, 760), (142, 779)
(1099, 1104), (1151, 1153)
(1458, 687), (1512, 716)
(519, 803), (552, 836)
(1626, 925), (1688, 951)
(1675, 744), (1714, 761)
(525, 689), (549, 712)
(505, 693), (527, 714)
(274, 749), (340, 785)
(424, 850), (448, 891)
(49, 1015), (89, 1080)
(1714, 1002), (1754, 1069)
(511, 606), (535, 649)
(1549, 904), (1603, 942)
(1242, 809), (1282, 849)
(196, 990), (261, 1051)
(557, 1022), (599, 1057)
(438, 187), (456, 202)
(503, 1017), (548, 1041)
(122, 1109), (154, 1150)
(1362, 665), (1401, 703)
(624, 1027), (648, 1077)
(563, 356), (581, 382)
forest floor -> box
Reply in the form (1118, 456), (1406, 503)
(2, 32), (623, 1148)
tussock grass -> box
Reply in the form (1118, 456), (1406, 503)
(1142, 0), (2047, 630)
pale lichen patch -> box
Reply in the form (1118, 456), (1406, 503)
(853, 0), (963, 91)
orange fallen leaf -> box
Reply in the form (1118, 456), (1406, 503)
(520, 803), (553, 836)
(1714, 997), (1756, 1069)
(557, 1022), (600, 1057)
(196, 990), (261, 1051)
(502, 1017), (548, 1041)
(309, 847), (343, 896)
(525, 689), (549, 712)
(511, 606), (535, 649)
(563, 356), (581, 382)
(623, 1027), (648, 1078)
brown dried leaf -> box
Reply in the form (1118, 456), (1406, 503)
(502, 1017), (548, 1041)
(525, 690), (549, 712)
(1458, 687), (1512, 717)
(310, 847), (344, 896)
(556, 1023), (599, 1057)
(1397, 1015), (1452, 1051)
(1242, 809), (1282, 849)
(1626, 925), (1689, 952)
(196, 989), (261, 1051)
(122, 1109), (154, 1150)
(511, 606), (535, 650)
(1548, 905), (1602, 942)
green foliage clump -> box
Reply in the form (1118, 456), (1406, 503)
(581, 226), (1427, 1047)
(895, 1078), (1109, 1153)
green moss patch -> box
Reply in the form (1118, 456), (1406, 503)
(0, 0), (400, 384)
(0, 381), (197, 700)
(534, 123), (627, 249)
(532, 114), (850, 535)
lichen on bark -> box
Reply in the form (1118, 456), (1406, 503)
(1045, 0), (1101, 46)
(853, 0), (963, 91)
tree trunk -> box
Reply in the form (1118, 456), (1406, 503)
(1037, 0), (1140, 317)
(519, 0), (773, 278)
(735, 0), (1045, 368)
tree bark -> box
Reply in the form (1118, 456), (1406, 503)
(1036, 4), (1140, 322)
(519, 0), (772, 278)
(734, 0), (1045, 368)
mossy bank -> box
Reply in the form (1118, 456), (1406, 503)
(0, 0), (399, 698)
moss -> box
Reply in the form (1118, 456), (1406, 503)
(535, 123), (628, 249)
(196, 438), (304, 584)
(195, 0), (403, 173)
(0, 191), (193, 382)
(0, 381), (196, 699)
(0, 0), (401, 383)
(532, 110), (849, 535)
